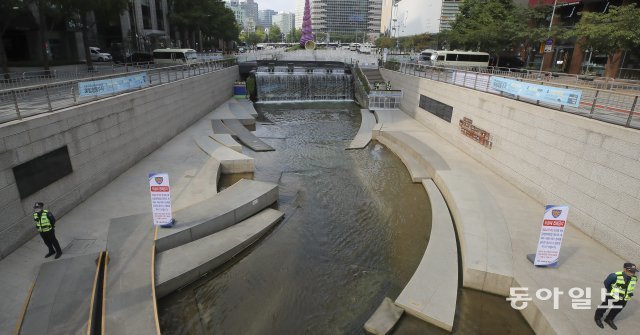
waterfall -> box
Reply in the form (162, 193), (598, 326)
(255, 68), (353, 102)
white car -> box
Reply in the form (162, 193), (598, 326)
(89, 47), (112, 62)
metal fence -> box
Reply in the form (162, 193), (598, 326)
(0, 58), (237, 125)
(385, 61), (640, 129)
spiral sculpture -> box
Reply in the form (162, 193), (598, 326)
(300, 0), (314, 49)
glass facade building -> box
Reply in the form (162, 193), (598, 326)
(309, 0), (383, 42)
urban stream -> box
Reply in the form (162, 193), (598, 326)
(158, 102), (534, 334)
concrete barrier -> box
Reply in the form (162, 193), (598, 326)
(0, 66), (239, 260)
(194, 136), (254, 173)
(347, 109), (377, 149)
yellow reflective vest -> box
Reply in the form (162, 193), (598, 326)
(610, 271), (637, 301)
(34, 210), (52, 233)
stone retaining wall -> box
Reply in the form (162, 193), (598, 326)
(381, 68), (640, 262)
(0, 66), (239, 259)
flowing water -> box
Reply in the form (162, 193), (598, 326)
(255, 68), (353, 102)
(158, 102), (534, 335)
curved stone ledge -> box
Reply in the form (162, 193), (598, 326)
(195, 135), (253, 173)
(210, 133), (243, 153)
(375, 124), (514, 296)
(347, 109), (377, 149)
(155, 179), (278, 253)
(155, 208), (283, 298)
(395, 179), (458, 331)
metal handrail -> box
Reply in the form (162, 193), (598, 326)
(0, 58), (237, 125)
(384, 61), (640, 129)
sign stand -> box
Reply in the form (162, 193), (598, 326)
(528, 205), (569, 268)
(148, 172), (175, 228)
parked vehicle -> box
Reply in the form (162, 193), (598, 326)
(89, 47), (112, 62)
(418, 49), (490, 68)
(152, 48), (198, 65)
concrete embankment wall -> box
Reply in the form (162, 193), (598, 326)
(381, 69), (640, 261)
(0, 66), (239, 259)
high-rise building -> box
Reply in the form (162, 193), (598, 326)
(307, 0), (383, 42)
(119, 0), (171, 51)
(295, 0), (305, 29)
(439, 0), (463, 31)
(241, 0), (259, 26)
(224, 1), (246, 29)
(258, 9), (278, 27)
(273, 12), (296, 36)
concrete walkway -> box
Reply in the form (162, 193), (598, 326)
(0, 99), (248, 333)
(373, 109), (639, 335)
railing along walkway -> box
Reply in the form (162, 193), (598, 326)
(0, 58), (237, 125)
(385, 61), (640, 129)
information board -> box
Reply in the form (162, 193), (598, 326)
(79, 72), (149, 97)
(534, 205), (569, 266)
(489, 76), (582, 107)
(148, 172), (173, 226)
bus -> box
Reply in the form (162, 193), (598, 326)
(152, 48), (199, 65)
(349, 43), (360, 51)
(418, 49), (490, 68)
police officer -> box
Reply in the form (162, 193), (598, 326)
(33, 202), (62, 259)
(594, 262), (638, 330)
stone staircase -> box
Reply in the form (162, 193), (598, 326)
(361, 68), (387, 89)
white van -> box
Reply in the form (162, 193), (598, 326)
(152, 48), (198, 65)
(89, 47), (112, 62)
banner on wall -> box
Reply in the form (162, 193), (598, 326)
(489, 76), (582, 107)
(531, 205), (570, 267)
(79, 72), (149, 97)
(148, 172), (173, 226)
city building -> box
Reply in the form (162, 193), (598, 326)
(225, 1), (246, 30)
(119, 0), (171, 53)
(258, 9), (278, 27)
(306, 0), (383, 42)
(273, 12), (296, 36)
(241, 0), (259, 26)
(295, 0), (305, 29)
(439, 0), (463, 31)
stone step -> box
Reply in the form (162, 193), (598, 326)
(376, 132), (430, 182)
(155, 208), (284, 298)
(155, 179), (278, 253)
(194, 135), (253, 173)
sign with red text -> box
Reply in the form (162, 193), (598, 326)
(148, 173), (173, 226)
(534, 205), (569, 266)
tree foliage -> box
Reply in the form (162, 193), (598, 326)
(564, 4), (640, 57)
(267, 24), (281, 42)
(169, 0), (239, 48)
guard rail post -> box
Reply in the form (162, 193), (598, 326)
(12, 89), (22, 120)
(44, 84), (53, 112)
(625, 96), (638, 127)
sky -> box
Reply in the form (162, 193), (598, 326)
(257, 0), (297, 13)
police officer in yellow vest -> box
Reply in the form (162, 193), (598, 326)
(33, 202), (62, 259)
(594, 262), (638, 330)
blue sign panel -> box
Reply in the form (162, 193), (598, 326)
(489, 76), (582, 107)
(79, 72), (149, 97)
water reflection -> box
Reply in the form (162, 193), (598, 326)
(158, 102), (533, 335)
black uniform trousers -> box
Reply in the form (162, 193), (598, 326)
(39, 229), (62, 254)
(595, 295), (627, 321)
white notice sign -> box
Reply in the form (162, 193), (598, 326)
(148, 173), (173, 226)
(534, 205), (569, 266)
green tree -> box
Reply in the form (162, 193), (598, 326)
(169, 0), (238, 50)
(375, 36), (395, 49)
(268, 25), (281, 42)
(58, 0), (129, 70)
(447, 0), (527, 54)
(0, 0), (29, 78)
(564, 4), (640, 77)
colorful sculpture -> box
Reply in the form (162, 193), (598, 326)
(300, 0), (315, 49)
